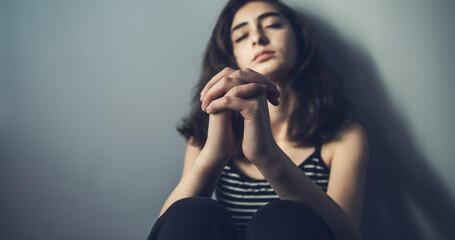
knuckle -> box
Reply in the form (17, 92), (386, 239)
(252, 83), (266, 91)
(221, 77), (232, 87)
(223, 67), (233, 73)
(228, 87), (239, 96)
(223, 96), (232, 105)
(251, 83), (260, 88)
(233, 77), (243, 85)
(230, 86), (240, 95)
(230, 70), (243, 79)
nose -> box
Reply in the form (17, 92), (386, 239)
(251, 27), (268, 46)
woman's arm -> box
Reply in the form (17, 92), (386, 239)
(255, 122), (368, 240)
(201, 68), (368, 240)
(158, 140), (228, 217)
(159, 110), (240, 217)
(325, 123), (369, 226)
(159, 68), (280, 217)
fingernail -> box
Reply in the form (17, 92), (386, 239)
(270, 88), (280, 97)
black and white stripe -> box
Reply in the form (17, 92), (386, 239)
(215, 152), (330, 239)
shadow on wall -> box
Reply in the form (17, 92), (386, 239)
(300, 10), (455, 240)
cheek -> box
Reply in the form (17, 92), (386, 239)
(233, 49), (250, 69)
(282, 33), (298, 65)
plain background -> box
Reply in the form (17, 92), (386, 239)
(1, 0), (454, 239)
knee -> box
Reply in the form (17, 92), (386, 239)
(164, 196), (228, 219)
(254, 200), (315, 218)
(150, 197), (237, 240)
(245, 200), (335, 240)
(152, 197), (228, 230)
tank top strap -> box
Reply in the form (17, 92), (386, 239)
(314, 143), (323, 158)
(225, 158), (234, 169)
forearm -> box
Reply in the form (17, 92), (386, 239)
(159, 149), (227, 217)
(255, 145), (361, 240)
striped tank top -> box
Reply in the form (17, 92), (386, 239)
(214, 144), (330, 239)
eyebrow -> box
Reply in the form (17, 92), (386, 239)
(231, 11), (282, 35)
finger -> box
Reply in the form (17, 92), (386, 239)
(206, 96), (267, 120)
(201, 77), (245, 111)
(225, 83), (268, 99)
(229, 69), (280, 98)
(266, 90), (280, 106)
(225, 83), (279, 106)
(200, 67), (236, 101)
(205, 96), (251, 115)
(268, 97), (280, 106)
(202, 82), (278, 111)
(231, 68), (277, 89)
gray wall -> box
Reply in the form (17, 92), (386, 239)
(0, 0), (454, 239)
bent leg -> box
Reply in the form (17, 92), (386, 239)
(244, 200), (335, 240)
(148, 196), (238, 240)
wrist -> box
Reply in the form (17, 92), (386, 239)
(197, 147), (231, 169)
(251, 142), (282, 167)
(253, 144), (289, 181)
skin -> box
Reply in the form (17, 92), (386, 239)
(229, 1), (298, 83)
(159, 2), (369, 240)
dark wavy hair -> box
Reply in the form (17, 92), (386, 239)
(177, 0), (353, 148)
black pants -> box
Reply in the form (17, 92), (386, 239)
(148, 196), (335, 240)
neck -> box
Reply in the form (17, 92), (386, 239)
(267, 81), (297, 144)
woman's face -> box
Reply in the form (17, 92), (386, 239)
(230, 1), (298, 81)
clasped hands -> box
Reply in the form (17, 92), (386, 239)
(200, 67), (281, 165)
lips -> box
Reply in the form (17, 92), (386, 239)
(253, 50), (275, 62)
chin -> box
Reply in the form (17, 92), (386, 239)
(250, 62), (277, 75)
(252, 64), (290, 83)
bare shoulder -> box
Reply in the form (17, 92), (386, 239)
(331, 122), (368, 162)
(336, 121), (367, 148)
(334, 122), (367, 145)
(325, 122), (369, 224)
(321, 122), (368, 168)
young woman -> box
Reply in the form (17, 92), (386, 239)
(149, 0), (368, 239)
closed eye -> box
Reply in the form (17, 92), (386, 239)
(266, 23), (282, 28)
(235, 34), (248, 43)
